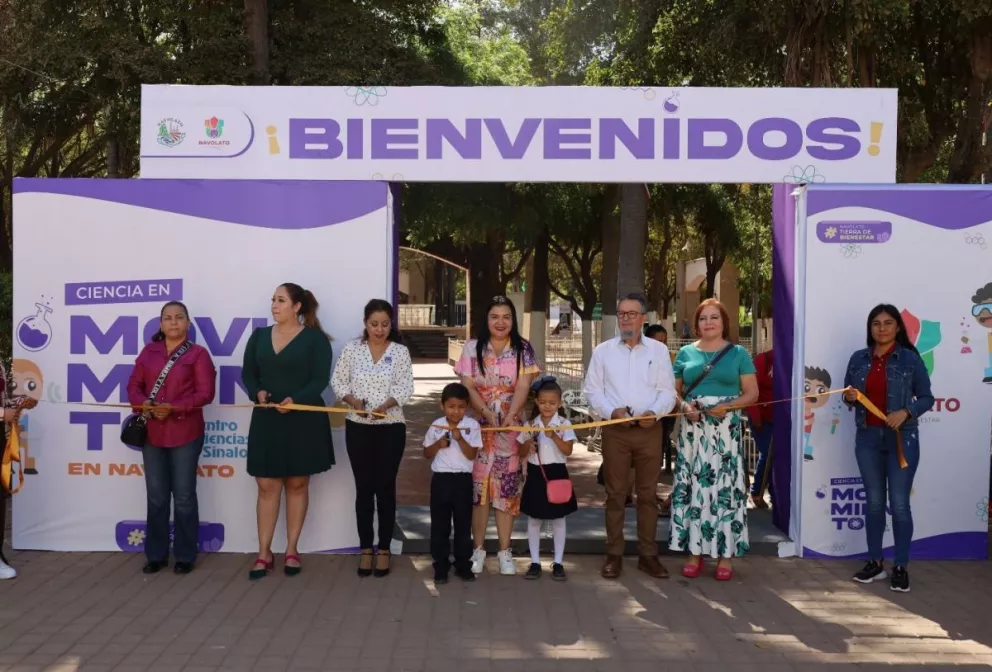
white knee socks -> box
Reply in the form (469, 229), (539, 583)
(528, 517), (567, 565)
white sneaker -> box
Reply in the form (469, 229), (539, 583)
(0, 558), (16, 580)
(498, 549), (516, 576)
(470, 548), (486, 574)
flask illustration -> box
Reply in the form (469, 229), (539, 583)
(663, 91), (680, 114)
(16, 302), (54, 352)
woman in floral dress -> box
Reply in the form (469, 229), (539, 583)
(670, 299), (758, 581)
(455, 296), (539, 576)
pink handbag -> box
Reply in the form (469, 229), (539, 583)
(536, 437), (573, 504)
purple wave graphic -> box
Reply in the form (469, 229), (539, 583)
(115, 520), (225, 553)
(804, 531), (988, 560)
(13, 178), (388, 230)
(807, 185), (992, 231)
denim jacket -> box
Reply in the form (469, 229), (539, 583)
(842, 343), (934, 429)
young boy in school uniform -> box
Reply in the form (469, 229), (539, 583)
(424, 382), (482, 584)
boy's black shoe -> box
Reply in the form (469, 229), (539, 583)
(455, 568), (475, 582)
(433, 569), (449, 585)
(890, 566), (910, 593)
(551, 563), (567, 581)
(852, 559), (887, 584)
(524, 563), (542, 580)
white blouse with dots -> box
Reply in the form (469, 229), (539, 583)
(331, 339), (415, 425)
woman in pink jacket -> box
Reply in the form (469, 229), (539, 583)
(127, 302), (216, 575)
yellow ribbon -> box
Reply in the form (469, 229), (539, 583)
(853, 389), (908, 468)
(1, 424), (23, 495)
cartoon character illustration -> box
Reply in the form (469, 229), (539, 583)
(803, 366), (832, 462)
(971, 282), (992, 383)
(10, 359), (44, 475)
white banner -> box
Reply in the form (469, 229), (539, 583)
(12, 178), (395, 553)
(139, 85), (897, 183)
(797, 185), (992, 559)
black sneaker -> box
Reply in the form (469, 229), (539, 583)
(142, 561), (167, 574)
(173, 562), (194, 575)
(890, 566), (910, 593)
(455, 568), (475, 582)
(433, 570), (449, 585)
(852, 559), (887, 583)
(524, 563), (542, 580)
(551, 563), (567, 581)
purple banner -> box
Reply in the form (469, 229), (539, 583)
(807, 185), (992, 230)
(771, 184), (795, 536)
(803, 531), (988, 560)
(815, 221), (891, 244)
(65, 278), (183, 306)
(115, 520), (225, 553)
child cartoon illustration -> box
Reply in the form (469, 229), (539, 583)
(10, 359), (44, 475)
(803, 366), (832, 462)
(971, 282), (992, 383)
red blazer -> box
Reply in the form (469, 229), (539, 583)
(747, 350), (774, 427)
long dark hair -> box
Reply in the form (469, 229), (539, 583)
(866, 304), (917, 352)
(151, 301), (190, 342)
(362, 299), (402, 343)
(281, 283), (324, 333)
(476, 295), (534, 376)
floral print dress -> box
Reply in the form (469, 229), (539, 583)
(455, 340), (540, 515)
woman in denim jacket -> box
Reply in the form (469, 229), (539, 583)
(843, 304), (933, 593)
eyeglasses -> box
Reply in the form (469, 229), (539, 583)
(972, 303), (992, 317)
(618, 311), (644, 321)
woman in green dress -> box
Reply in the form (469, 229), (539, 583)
(670, 299), (758, 581)
(242, 283), (334, 580)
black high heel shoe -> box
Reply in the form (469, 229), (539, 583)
(373, 549), (391, 578)
(357, 549), (374, 577)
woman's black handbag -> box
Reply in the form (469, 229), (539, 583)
(121, 341), (192, 448)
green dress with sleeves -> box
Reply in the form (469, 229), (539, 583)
(242, 326), (335, 478)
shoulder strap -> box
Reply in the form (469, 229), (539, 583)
(147, 341), (193, 404)
(682, 343), (734, 399)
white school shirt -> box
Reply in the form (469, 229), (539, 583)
(516, 414), (577, 466)
(583, 335), (677, 421)
(330, 340), (415, 424)
(423, 416), (482, 473)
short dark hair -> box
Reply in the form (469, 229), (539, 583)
(441, 382), (470, 403)
(805, 366), (832, 387)
(645, 324), (667, 338)
(972, 282), (992, 304)
(618, 293), (647, 313)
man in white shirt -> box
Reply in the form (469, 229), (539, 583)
(583, 294), (677, 579)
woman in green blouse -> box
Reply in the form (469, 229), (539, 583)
(242, 283), (334, 580)
(669, 299), (758, 581)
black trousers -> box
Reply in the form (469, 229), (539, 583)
(430, 472), (473, 574)
(345, 421), (406, 550)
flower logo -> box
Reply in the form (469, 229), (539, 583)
(204, 116), (224, 139)
(346, 86), (387, 106)
(824, 226), (838, 240)
(783, 165), (826, 185)
(901, 309), (941, 375)
(127, 528), (146, 547)
(840, 243), (862, 259)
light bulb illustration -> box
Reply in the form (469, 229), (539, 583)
(16, 300), (54, 352)
(663, 90), (680, 114)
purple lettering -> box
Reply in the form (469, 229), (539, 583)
(195, 318), (250, 358)
(687, 119), (743, 159)
(68, 364), (132, 403)
(69, 411), (121, 451)
(747, 117), (803, 160)
(662, 118), (680, 159)
(806, 117), (862, 160)
(599, 119), (654, 160)
(347, 118), (363, 159)
(543, 119), (591, 159)
(70, 316), (138, 355)
(289, 119), (343, 159)
(220, 366), (249, 404)
(370, 119), (418, 159)
(484, 119), (540, 159)
(426, 119), (482, 160)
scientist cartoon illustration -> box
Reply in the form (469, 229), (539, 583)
(803, 366), (832, 462)
(10, 359), (44, 475)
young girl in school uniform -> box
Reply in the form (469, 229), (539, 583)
(517, 378), (578, 581)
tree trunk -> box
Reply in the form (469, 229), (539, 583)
(599, 184), (620, 341)
(528, 228), (550, 362)
(244, 0), (270, 85)
(617, 184), (648, 297)
(466, 241), (500, 339)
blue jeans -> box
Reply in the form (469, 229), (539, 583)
(750, 424), (773, 497)
(854, 427), (920, 567)
(142, 437), (204, 564)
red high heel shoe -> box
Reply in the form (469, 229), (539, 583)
(248, 555), (273, 581)
(715, 565), (733, 581)
(681, 558), (704, 578)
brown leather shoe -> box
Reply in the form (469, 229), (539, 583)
(637, 555), (669, 579)
(601, 554), (623, 579)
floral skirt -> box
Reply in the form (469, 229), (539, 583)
(473, 433), (524, 515)
(668, 396), (750, 558)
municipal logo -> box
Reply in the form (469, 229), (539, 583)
(156, 118), (186, 147)
(204, 116), (224, 139)
(901, 309), (941, 375)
